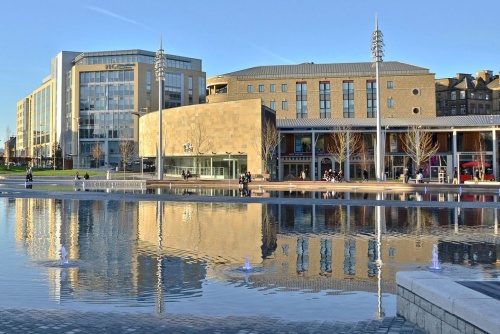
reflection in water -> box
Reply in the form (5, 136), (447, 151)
(1, 198), (499, 320)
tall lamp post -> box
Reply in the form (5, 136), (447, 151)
(371, 14), (385, 181)
(155, 37), (166, 180)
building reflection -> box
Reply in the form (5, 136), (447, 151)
(11, 197), (499, 311)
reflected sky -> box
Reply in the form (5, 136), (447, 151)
(0, 197), (498, 322)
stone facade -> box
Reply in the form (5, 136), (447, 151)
(207, 62), (436, 119)
(139, 99), (275, 176)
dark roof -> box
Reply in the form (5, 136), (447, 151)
(277, 115), (500, 130)
(219, 61), (430, 79)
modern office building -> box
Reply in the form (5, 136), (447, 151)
(16, 49), (206, 168)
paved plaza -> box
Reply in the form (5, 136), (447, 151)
(0, 308), (428, 333)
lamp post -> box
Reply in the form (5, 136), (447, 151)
(371, 14), (385, 181)
(155, 37), (166, 180)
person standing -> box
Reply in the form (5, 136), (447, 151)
(363, 168), (368, 182)
(474, 169), (479, 184)
(404, 168), (409, 183)
(452, 167), (458, 184)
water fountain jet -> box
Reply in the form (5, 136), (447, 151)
(428, 244), (441, 270)
(242, 255), (253, 271)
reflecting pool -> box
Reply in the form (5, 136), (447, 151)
(0, 198), (498, 323)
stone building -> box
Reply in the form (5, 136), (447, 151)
(207, 61), (436, 119)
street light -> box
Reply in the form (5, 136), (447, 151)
(371, 14), (385, 181)
(155, 37), (166, 181)
(226, 152), (232, 179)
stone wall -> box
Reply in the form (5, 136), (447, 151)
(397, 271), (498, 334)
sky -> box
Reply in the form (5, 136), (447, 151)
(1, 0), (499, 142)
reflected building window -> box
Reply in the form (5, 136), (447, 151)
(296, 237), (309, 274)
(344, 239), (356, 276)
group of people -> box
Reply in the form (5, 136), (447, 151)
(181, 170), (192, 180)
(323, 169), (344, 183)
(239, 171), (252, 185)
(75, 171), (90, 180)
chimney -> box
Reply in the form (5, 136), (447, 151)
(476, 70), (493, 82)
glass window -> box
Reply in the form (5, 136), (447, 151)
(282, 84), (287, 92)
(259, 84), (264, 92)
(451, 91), (456, 100)
(387, 81), (393, 89)
(270, 84), (276, 92)
(366, 80), (376, 118)
(319, 81), (330, 118)
(460, 104), (466, 114)
(247, 85), (253, 93)
(342, 81), (355, 118)
(460, 91), (466, 99)
(296, 82), (307, 118)
(270, 101), (276, 110)
(282, 100), (288, 110)
(387, 98), (394, 108)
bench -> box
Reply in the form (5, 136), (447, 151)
(408, 178), (430, 184)
(253, 173), (270, 181)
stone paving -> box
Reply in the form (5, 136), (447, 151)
(0, 308), (429, 333)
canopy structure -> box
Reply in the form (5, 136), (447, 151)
(461, 161), (491, 168)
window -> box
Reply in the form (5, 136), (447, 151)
(451, 91), (456, 100)
(478, 104), (483, 114)
(478, 92), (483, 99)
(451, 105), (456, 115)
(412, 88), (419, 95)
(486, 104), (491, 114)
(366, 80), (376, 118)
(470, 104), (476, 114)
(471, 92), (475, 99)
(282, 84), (287, 92)
(259, 84), (264, 92)
(282, 100), (288, 110)
(387, 81), (393, 89)
(296, 82), (307, 119)
(387, 98), (394, 108)
(319, 82), (331, 118)
(460, 91), (466, 99)
(343, 81), (354, 118)
(247, 85), (253, 93)
(270, 101), (276, 110)
(270, 84), (276, 92)
(460, 104), (466, 115)
(486, 93), (490, 100)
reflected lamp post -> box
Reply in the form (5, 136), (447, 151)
(155, 37), (166, 180)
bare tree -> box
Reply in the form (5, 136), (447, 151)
(473, 133), (487, 180)
(189, 120), (214, 177)
(327, 127), (362, 179)
(400, 126), (439, 172)
(252, 118), (280, 173)
(357, 136), (371, 172)
(90, 143), (104, 170)
(119, 140), (138, 178)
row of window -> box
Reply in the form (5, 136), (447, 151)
(247, 81), (395, 93)
(450, 91), (491, 100)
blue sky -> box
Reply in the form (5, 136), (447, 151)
(1, 0), (499, 142)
